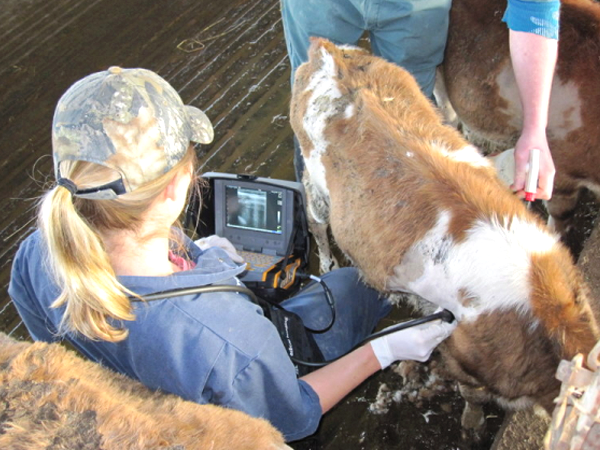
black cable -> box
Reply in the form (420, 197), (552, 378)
(130, 276), (455, 371)
(290, 309), (455, 368)
(360, 309), (454, 343)
(131, 285), (260, 304)
(295, 273), (336, 334)
(251, 272), (336, 334)
(130, 278), (336, 334)
(130, 271), (336, 334)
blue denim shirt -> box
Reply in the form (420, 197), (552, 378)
(9, 230), (322, 441)
(503, 0), (561, 40)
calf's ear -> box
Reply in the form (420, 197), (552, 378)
(308, 37), (336, 63)
(307, 37), (344, 80)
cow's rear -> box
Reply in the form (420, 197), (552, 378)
(437, 0), (600, 236)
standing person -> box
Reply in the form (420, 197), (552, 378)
(281, 0), (558, 200)
(9, 67), (455, 442)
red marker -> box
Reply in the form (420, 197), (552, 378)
(525, 148), (540, 202)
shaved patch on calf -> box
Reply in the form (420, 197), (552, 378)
(386, 210), (455, 301)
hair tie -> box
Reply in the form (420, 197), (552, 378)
(57, 178), (78, 196)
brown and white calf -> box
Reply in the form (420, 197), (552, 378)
(436, 0), (600, 235)
(290, 38), (600, 421)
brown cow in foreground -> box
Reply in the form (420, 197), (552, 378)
(290, 37), (600, 434)
(0, 332), (290, 450)
(436, 0), (600, 236)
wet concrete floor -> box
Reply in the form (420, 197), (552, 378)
(0, 1), (597, 449)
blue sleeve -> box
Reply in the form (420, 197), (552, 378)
(8, 237), (59, 342)
(502, 0), (561, 39)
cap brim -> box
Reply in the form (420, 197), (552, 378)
(186, 106), (214, 144)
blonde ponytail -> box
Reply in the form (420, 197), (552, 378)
(38, 147), (197, 342)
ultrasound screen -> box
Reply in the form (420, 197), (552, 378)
(225, 185), (283, 234)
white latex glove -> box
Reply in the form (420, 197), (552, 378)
(194, 235), (245, 263)
(370, 316), (457, 369)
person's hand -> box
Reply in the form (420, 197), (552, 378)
(194, 235), (245, 263)
(370, 315), (457, 369)
(511, 130), (555, 201)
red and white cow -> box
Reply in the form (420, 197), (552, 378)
(290, 37), (600, 428)
(436, 0), (600, 235)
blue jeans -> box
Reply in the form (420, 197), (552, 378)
(281, 0), (452, 97)
(281, 267), (391, 360)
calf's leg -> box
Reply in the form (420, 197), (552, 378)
(304, 178), (339, 273)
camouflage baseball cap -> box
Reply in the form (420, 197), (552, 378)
(52, 66), (214, 199)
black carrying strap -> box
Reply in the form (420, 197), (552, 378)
(131, 284), (324, 376)
(267, 306), (324, 376)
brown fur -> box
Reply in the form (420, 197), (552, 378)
(444, 309), (562, 411)
(291, 38), (600, 416)
(440, 0), (600, 232)
(292, 39), (513, 289)
(0, 332), (289, 450)
(530, 249), (599, 358)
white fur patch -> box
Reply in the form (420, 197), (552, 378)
(495, 65), (525, 130)
(547, 79), (583, 139)
(344, 104), (355, 119)
(337, 43), (362, 52)
(386, 211), (558, 322)
(301, 48), (343, 196)
(436, 143), (491, 168)
(496, 68), (584, 138)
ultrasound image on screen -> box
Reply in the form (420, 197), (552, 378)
(225, 185), (283, 234)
